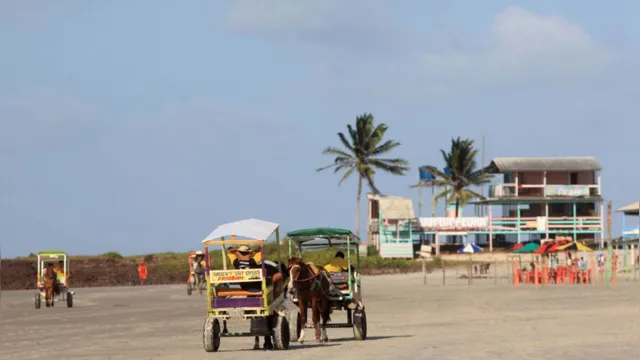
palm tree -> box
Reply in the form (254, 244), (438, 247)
(423, 137), (491, 217)
(317, 113), (410, 239)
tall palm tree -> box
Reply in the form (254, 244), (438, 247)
(317, 113), (410, 239)
(423, 137), (491, 217)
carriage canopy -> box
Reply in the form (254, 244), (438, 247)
(202, 218), (279, 244)
(286, 227), (354, 239)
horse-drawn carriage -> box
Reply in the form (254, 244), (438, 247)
(201, 218), (291, 352)
(286, 227), (367, 341)
(187, 250), (207, 296)
(35, 251), (74, 309)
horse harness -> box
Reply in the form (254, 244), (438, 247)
(290, 263), (331, 296)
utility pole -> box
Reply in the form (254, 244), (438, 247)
(606, 200), (613, 283)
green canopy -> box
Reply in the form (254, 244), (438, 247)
(286, 227), (355, 239)
(513, 243), (540, 253)
(38, 250), (67, 256)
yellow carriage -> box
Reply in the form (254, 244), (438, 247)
(201, 218), (291, 352)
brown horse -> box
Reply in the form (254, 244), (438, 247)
(42, 266), (56, 307)
(287, 257), (333, 343)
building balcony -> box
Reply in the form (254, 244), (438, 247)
(372, 216), (602, 236)
(488, 184), (600, 199)
(491, 216), (602, 233)
(623, 226), (639, 239)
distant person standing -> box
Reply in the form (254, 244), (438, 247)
(137, 259), (148, 285)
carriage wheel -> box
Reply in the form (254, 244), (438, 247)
(67, 292), (74, 308)
(273, 315), (290, 350)
(353, 309), (367, 340)
(35, 293), (41, 309)
(187, 284), (192, 296)
(203, 318), (221, 352)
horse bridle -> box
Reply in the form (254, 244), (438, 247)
(288, 263), (318, 292)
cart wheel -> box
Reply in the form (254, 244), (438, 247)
(187, 284), (192, 296)
(273, 315), (290, 350)
(203, 318), (221, 352)
(67, 292), (74, 308)
(353, 309), (367, 340)
(35, 293), (41, 309)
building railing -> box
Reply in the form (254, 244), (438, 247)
(491, 216), (601, 231)
(374, 216), (602, 240)
(489, 184), (600, 198)
(623, 226), (639, 238)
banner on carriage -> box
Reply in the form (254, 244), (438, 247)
(209, 269), (263, 283)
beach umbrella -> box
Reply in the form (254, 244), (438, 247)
(534, 242), (555, 254)
(556, 242), (593, 252)
(511, 243), (525, 251)
(458, 243), (483, 254)
(513, 242), (540, 253)
(546, 243), (560, 252)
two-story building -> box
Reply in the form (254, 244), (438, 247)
(368, 156), (604, 258)
(617, 201), (639, 240)
(479, 157), (604, 250)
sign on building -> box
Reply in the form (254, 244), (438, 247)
(418, 217), (489, 230)
(546, 185), (590, 197)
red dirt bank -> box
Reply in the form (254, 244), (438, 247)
(1, 258), (421, 291)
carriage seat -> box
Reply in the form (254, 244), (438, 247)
(215, 288), (263, 297)
(327, 272), (351, 290)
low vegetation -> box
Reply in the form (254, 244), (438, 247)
(2, 241), (477, 290)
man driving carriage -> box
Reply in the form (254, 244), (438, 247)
(228, 245), (285, 298)
(324, 251), (356, 274)
(53, 261), (66, 295)
(192, 254), (206, 288)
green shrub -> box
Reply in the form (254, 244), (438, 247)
(101, 251), (123, 260)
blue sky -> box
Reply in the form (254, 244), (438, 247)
(1, 1), (639, 257)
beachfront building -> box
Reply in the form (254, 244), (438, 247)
(368, 157), (604, 258)
(617, 201), (640, 240)
(614, 201), (640, 268)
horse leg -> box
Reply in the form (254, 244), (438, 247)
(321, 298), (330, 342)
(311, 296), (321, 342)
(45, 286), (52, 307)
(263, 315), (274, 350)
(297, 301), (307, 343)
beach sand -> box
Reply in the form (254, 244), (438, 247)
(1, 271), (638, 359)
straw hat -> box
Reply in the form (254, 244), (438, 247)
(237, 245), (251, 253)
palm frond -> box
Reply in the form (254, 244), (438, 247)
(369, 158), (410, 175)
(338, 166), (356, 185)
(321, 146), (353, 158)
(372, 139), (400, 156)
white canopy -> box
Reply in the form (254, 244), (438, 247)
(202, 218), (279, 243)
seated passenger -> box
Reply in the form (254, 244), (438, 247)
(54, 261), (65, 293)
(324, 251), (356, 274)
(227, 246), (285, 298)
(192, 255), (206, 286)
(54, 261), (65, 279)
(228, 245), (261, 292)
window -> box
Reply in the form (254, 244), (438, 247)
(570, 172), (578, 185)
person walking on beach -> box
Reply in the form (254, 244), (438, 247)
(137, 259), (148, 286)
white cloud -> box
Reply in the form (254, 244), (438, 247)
(223, 0), (413, 53)
(222, 3), (622, 99)
(423, 7), (616, 81)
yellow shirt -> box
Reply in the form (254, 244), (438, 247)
(324, 257), (348, 272)
(54, 266), (65, 281)
(227, 251), (261, 265)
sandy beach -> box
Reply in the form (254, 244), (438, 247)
(1, 271), (638, 360)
